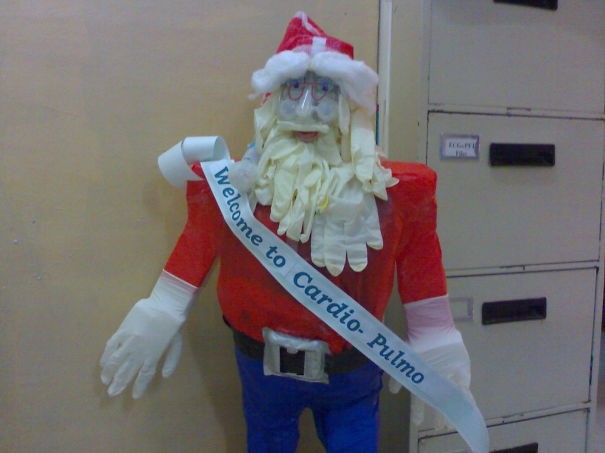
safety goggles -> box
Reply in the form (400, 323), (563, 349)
(282, 73), (339, 102)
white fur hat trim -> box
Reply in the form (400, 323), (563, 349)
(251, 50), (378, 114)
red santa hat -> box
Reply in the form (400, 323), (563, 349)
(251, 12), (379, 113)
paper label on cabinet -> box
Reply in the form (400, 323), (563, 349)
(440, 134), (480, 160)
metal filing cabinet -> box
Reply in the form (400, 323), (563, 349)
(383, 0), (605, 451)
(427, 0), (605, 114)
(427, 113), (604, 270)
(419, 410), (589, 453)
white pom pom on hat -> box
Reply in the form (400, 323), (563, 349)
(251, 11), (378, 114)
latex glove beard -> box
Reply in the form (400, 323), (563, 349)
(231, 72), (397, 276)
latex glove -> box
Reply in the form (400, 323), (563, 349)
(100, 270), (197, 399)
(389, 296), (475, 429)
(311, 189), (382, 276)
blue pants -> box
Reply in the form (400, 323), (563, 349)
(235, 348), (383, 453)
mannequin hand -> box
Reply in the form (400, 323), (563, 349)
(387, 296), (477, 428)
(100, 271), (196, 399)
(100, 299), (186, 398)
(388, 333), (473, 429)
(413, 338), (473, 429)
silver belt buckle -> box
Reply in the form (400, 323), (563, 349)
(262, 328), (329, 384)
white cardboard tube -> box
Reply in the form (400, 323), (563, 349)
(157, 136), (229, 189)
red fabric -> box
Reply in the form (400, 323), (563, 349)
(275, 12), (355, 59)
(164, 161), (447, 353)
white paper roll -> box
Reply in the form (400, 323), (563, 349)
(157, 136), (229, 189)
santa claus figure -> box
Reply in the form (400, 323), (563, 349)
(100, 12), (475, 453)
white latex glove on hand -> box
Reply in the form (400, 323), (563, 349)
(389, 296), (475, 429)
(100, 270), (196, 399)
(389, 332), (473, 428)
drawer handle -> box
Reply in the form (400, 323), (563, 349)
(494, 0), (557, 10)
(489, 143), (555, 167)
(482, 298), (547, 325)
(492, 442), (539, 453)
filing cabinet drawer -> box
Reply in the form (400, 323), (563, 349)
(418, 410), (587, 453)
(426, 113), (604, 270)
(442, 269), (594, 422)
(428, 0), (605, 113)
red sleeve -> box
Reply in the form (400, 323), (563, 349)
(163, 165), (223, 287)
(392, 163), (447, 303)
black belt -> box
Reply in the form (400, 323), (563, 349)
(232, 328), (368, 375)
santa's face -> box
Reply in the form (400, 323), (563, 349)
(278, 71), (339, 143)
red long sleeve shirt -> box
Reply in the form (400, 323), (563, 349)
(164, 161), (447, 353)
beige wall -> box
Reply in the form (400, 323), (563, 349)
(0, 1), (388, 452)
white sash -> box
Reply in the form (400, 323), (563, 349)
(196, 152), (488, 453)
